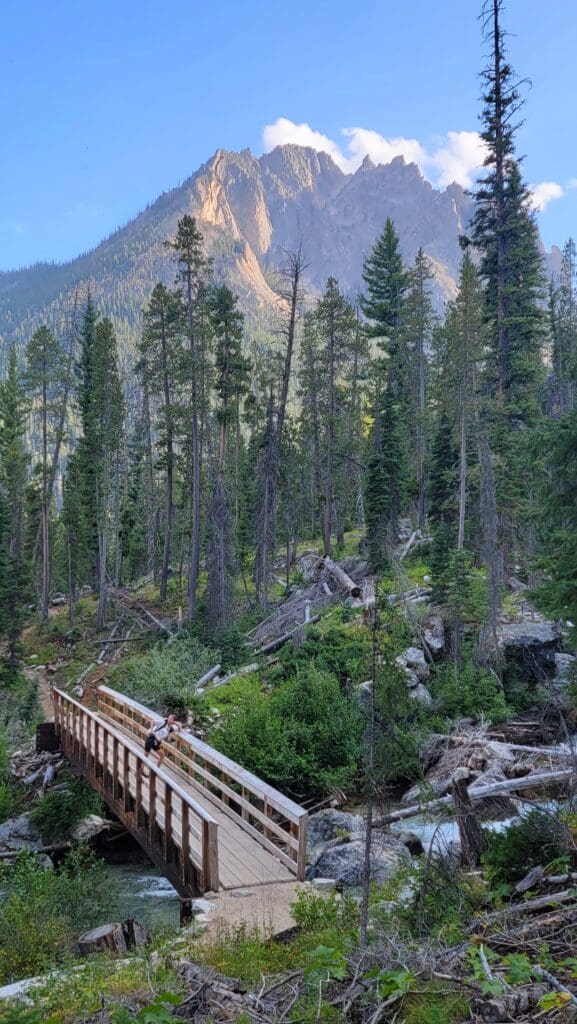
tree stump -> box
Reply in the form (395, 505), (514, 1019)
(123, 917), (150, 950)
(450, 768), (487, 867)
(78, 923), (127, 955)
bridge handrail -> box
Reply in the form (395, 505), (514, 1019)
(97, 684), (308, 878)
(53, 687), (219, 890)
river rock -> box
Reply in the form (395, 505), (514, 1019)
(0, 812), (44, 852)
(307, 809), (365, 849)
(308, 835), (410, 886)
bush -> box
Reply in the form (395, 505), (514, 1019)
(431, 657), (510, 723)
(0, 848), (117, 983)
(213, 666), (364, 800)
(107, 634), (218, 716)
(268, 626), (373, 687)
(291, 886), (358, 933)
(29, 775), (103, 841)
(482, 809), (571, 884)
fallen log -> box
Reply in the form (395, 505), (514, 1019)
(210, 663), (259, 689)
(472, 983), (549, 1022)
(254, 616), (321, 656)
(321, 557), (362, 598)
(468, 889), (577, 932)
(399, 530), (419, 562)
(376, 766), (574, 826)
(196, 664), (222, 688)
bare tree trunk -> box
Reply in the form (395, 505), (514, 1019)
(476, 432), (503, 674)
(254, 250), (306, 606)
(323, 314), (335, 556)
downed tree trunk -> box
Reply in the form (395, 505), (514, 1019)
(255, 616), (321, 656)
(451, 769), (487, 867)
(399, 530), (419, 562)
(472, 983), (549, 1022)
(211, 663), (260, 689)
(468, 889), (577, 932)
(196, 664), (222, 688)
(376, 766), (574, 826)
(321, 557), (362, 598)
(78, 923), (127, 955)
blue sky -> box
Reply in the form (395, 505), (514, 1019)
(1, 0), (575, 270)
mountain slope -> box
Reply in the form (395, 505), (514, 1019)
(0, 144), (560, 361)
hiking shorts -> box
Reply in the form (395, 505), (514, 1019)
(145, 734), (162, 754)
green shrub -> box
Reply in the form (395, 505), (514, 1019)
(29, 775), (103, 841)
(107, 634), (218, 716)
(431, 657), (510, 723)
(269, 626), (373, 687)
(291, 886), (358, 933)
(213, 666), (363, 799)
(482, 809), (571, 884)
(0, 848), (117, 983)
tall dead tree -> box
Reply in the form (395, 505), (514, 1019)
(254, 248), (307, 609)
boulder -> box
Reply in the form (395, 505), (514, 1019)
(419, 733), (450, 771)
(309, 835), (410, 887)
(311, 878), (338, 892)
(307, 809), (365, 849)
(408, 683), (433, 706)
(395, 830), (425, 856)
(396, 647), (430, 681)
(0, 813), (44, 852)
(499, 620), (560, 686)
(423, 615), (445, 658)
(554, 652), (575, 685)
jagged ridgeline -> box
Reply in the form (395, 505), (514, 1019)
(0, 144), (561, 367)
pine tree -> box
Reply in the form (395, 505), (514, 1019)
(403, 248), (435, 529)
(313, 277), (357, 555)
(206, 285), (251, 632)
(361, 220), (410, 569)
(91, 318), (125, 630)
(472, 0), (545, 575)
(139, 283), (184, 602)
(24, 325), (66, 619)
(0, 348), (30, 669)
(166, 215), (212, 620)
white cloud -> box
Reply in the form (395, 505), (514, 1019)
(430, 130), (488, 188)
(342, 127), (427, 172)
(262, 118), (487, 189)
(262, 118), (350, 171)
(530, 181), (565, 212)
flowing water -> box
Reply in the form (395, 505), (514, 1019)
(105, 862), (180, 930)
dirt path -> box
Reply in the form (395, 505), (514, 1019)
(193, 881), (301, 941)
(24, 665), (54, 722)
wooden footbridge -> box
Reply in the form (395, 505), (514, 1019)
(53, 685), (308, 912)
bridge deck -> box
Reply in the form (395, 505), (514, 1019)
(123, 733), (294, 890)
(53, 685), (306, 898)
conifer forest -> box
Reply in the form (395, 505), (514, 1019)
(2, 2), (577, 1022)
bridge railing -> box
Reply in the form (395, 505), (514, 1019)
(98, 685), (308, 879)
(53, 688), (219, 893)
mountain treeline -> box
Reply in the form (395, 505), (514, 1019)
(0, 0), (576, 682)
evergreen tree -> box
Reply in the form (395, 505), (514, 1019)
(361, 220), (410, 569)
(403, 248), (435, 529)
(166, 215), (212, 620)
(0, 348), (30, 670)
(206, 285), (251, 632)
(139, 284), (184, 602)
(24, 325), (66, 619)
(313, 277), (357, 555)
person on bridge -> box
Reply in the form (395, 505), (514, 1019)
(143, 714), (182, 769)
